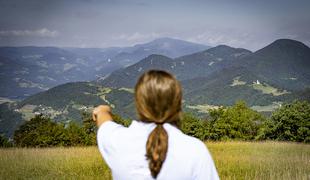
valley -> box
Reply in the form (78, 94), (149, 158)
(1, 38), (310, 138)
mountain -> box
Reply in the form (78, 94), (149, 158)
(173, 45), (251, 80)
(0, 81), (136, 137)
(0, 38), (209, 99)
(98, 45), (252, 87)
(97, 39), (310, 114)
(129, 37), (210, 58)
(0, 46), (114, 99)
(98, 39), (310, 92)
(181, 39), (310, 113)
(2, 38), (310, 138)
(181, 67), (302, 105)
(0, 44), (250, 137)
(99, 54), (176, 87)
(238, 39), (310, 91)
(98, 37), (209, 69)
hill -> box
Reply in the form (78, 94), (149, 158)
(238, 39), (310, 91)
(98, 45), (252, 87)
(97, 39), (310, 114)
(1, 39), (310, 137)
(0, 82), (135, 137)
(0, 38), (208, 99)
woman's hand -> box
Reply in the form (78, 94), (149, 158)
(92, 105), (113, 127)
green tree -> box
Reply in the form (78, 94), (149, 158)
(207, 101), (265, 141)
(112, 113), (132, 127)
(81, 111), (97, 145)
(65, 121), (87, 146)
(0, 134), (12, 147)
(180, 113), (207, 141)
(259, 101), (310, 142)
(13, 114), (66, 147)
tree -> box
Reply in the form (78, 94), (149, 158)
(258, 101), (310, 142)
(112, 113), (132, 127)
(65, 121), (88, 146)
(180, 113), (207, 141)
(0, 134), (12, 147)
(13, 114), (67, 147)
(81, 111), (97, 145)
(207, 101), (265, 141)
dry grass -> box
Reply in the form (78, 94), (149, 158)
(0, 147), (111, 180)
(0, 141), (309, 179)
(207, 141), (310, 180)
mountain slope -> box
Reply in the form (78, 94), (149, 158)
(182, 67), (300, 106)
(173, 45), (252, 80)
(238, 39), (310, 91)
(98, 45), (252, 87)
(0, 38), (209, 99)
(0, 82), (136, 137)
(99, 54), (176, 87)
(2, 39), (310, 138)
(131, 37), (210, 58)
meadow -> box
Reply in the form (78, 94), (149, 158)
(0, 141), (309, 180)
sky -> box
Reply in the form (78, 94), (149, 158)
(0, 0), (309, 51)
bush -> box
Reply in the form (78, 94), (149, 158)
(12, 100), (310, 146)
(13, 113), (98, 147)
(112, 114), (132, 127)
(14, 114), (67, 147)
(180, 113), (207, 141)
(81, 111), (97, 145)
(0, 134), (12, 147)
(207, 101), (265, 141)
(12, 111), (131, 147)
(258, 101), (310, 142)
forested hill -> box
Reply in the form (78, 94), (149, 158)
(98, 45), (252, 87)
(1, 39), (310, 138)
(98, 39), (310, 91)
(0, 38), (208, 99)
(238, 39), (310, 91)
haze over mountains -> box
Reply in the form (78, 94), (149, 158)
(0, 38), (310, 138)
(99, 45), (252, 87)
(0, 38), (209, 99)
(98, 38), (310, 108)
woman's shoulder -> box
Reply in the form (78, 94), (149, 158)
(165, 123), (208, 154)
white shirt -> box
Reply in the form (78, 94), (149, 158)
(97, 120), (220, 180)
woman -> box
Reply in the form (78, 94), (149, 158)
(93, 70), (219, 180)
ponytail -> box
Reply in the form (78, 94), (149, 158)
(135, 70), (182, 178)
(146, 123), (168, 178)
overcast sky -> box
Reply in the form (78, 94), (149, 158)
(0, 0), (309, 50)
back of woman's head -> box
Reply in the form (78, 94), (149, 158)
(135, 70), (182, 178)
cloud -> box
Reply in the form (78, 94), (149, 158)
(188, 30), (247, 46)
(0, 28), (59, 38)
(185, 29), (265, 50)
(112, 32), (165, 42)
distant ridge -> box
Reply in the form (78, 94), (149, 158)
(98, 44), (252, 87)
(239, 39), (310, 90)
(0, 37), (209, 99)
(1, 38), (310, 138)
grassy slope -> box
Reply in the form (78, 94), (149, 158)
(0, 142), (309, 180)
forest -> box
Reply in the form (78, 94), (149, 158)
(1, 100), (309, 147)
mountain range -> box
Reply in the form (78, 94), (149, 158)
(0, 38), (209, 99)
(1, 38), (309, 138)
(98, 45), (252, 87)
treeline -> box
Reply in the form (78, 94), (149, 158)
(182, 100), (309, 143)
(0, 100), (309, 147)
(0, 112), (131, 147)
(13, 112), (97, 147)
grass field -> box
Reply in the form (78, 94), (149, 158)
(0, 141), (309, 180)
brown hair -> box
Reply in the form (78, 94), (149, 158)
(134, 70), (182, 178)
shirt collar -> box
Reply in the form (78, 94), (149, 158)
(130, 120), (179, 132)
